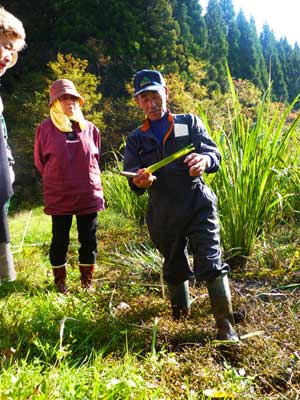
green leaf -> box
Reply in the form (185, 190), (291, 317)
(144, 143), (195, 174)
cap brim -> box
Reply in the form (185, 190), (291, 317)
(134, 84), (165, 97)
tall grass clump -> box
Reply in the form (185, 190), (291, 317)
(201, 72), (300, 263)
(102, 151), (147, 225)
(287, 130), (300, 217)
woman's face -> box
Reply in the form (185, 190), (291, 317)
(0, 34), (17, 76)
(59, 94), (79, 116)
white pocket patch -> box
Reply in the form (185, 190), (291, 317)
(174, 124), (189, 137)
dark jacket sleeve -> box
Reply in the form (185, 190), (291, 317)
(189, 114), (221, 173)
(123, 131), (146, 196)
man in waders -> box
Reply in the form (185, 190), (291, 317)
(123, 69), (238, 342)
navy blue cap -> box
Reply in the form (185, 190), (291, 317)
(133, 69), (166, 97)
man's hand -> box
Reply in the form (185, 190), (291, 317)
(132, 168), (156, 188)
(184, 153), (210, 176)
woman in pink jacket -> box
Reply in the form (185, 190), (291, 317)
(34, 79), (105, 293)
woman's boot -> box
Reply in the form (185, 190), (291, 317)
(52, 265), (67, 294)
(206, 274), (239, 342)
(168, 280), (191, 320)
(79, 264), (95, 289)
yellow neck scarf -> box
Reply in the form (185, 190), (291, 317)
(50, 99), (86, 132)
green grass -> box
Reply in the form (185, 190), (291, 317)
(1, 204), (300, 399)
(199, 73), (300, 264)
(102, 157), (148, 226)
(0, 353), (166, 399)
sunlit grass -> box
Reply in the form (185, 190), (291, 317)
(0, 353), (166, 400)
(102, 157), (148, 225)
(1, 199), (300, 399)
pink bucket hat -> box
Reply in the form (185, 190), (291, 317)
(49, 79), (84, 107)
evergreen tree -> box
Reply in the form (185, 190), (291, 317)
(204, 0), (228, 92)
(138, 0), (181, 73)
(276, 38), (291, 99)
(235, 11), (263, 87)
(249, 17), (268, 89)
(260, 24), (288, 102)
(170, 0), (207, 60)
(220, 0), (240, 78)
(277, 38), (290, 79)
(284, 42), (300, 103)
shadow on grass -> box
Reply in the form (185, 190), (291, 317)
(0, 278), (43, 298)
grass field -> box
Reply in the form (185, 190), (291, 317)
(0, 205), (300, 399)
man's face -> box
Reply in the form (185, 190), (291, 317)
(0, 34), (17, 76)
(135, 88), (168, 121)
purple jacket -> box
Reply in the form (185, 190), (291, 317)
(34, 118), (105, 215)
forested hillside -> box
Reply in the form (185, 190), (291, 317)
(1, 0), (299, 206)
(2, 0), (299, 100)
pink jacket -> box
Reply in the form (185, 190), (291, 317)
(34, 118), (105, 215)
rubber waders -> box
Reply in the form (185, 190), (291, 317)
(206, 274), (239, 342)
(168, 280), (191, 320)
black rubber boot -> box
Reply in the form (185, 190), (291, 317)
(206, 274), (239, 342)
(168, 280), (191, 320)
(79, 265), (95, 289)
(52, 265), (67, 294)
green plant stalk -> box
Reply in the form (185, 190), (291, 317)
(144, 143), (195, 174)
(151, 317), (159, 355)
